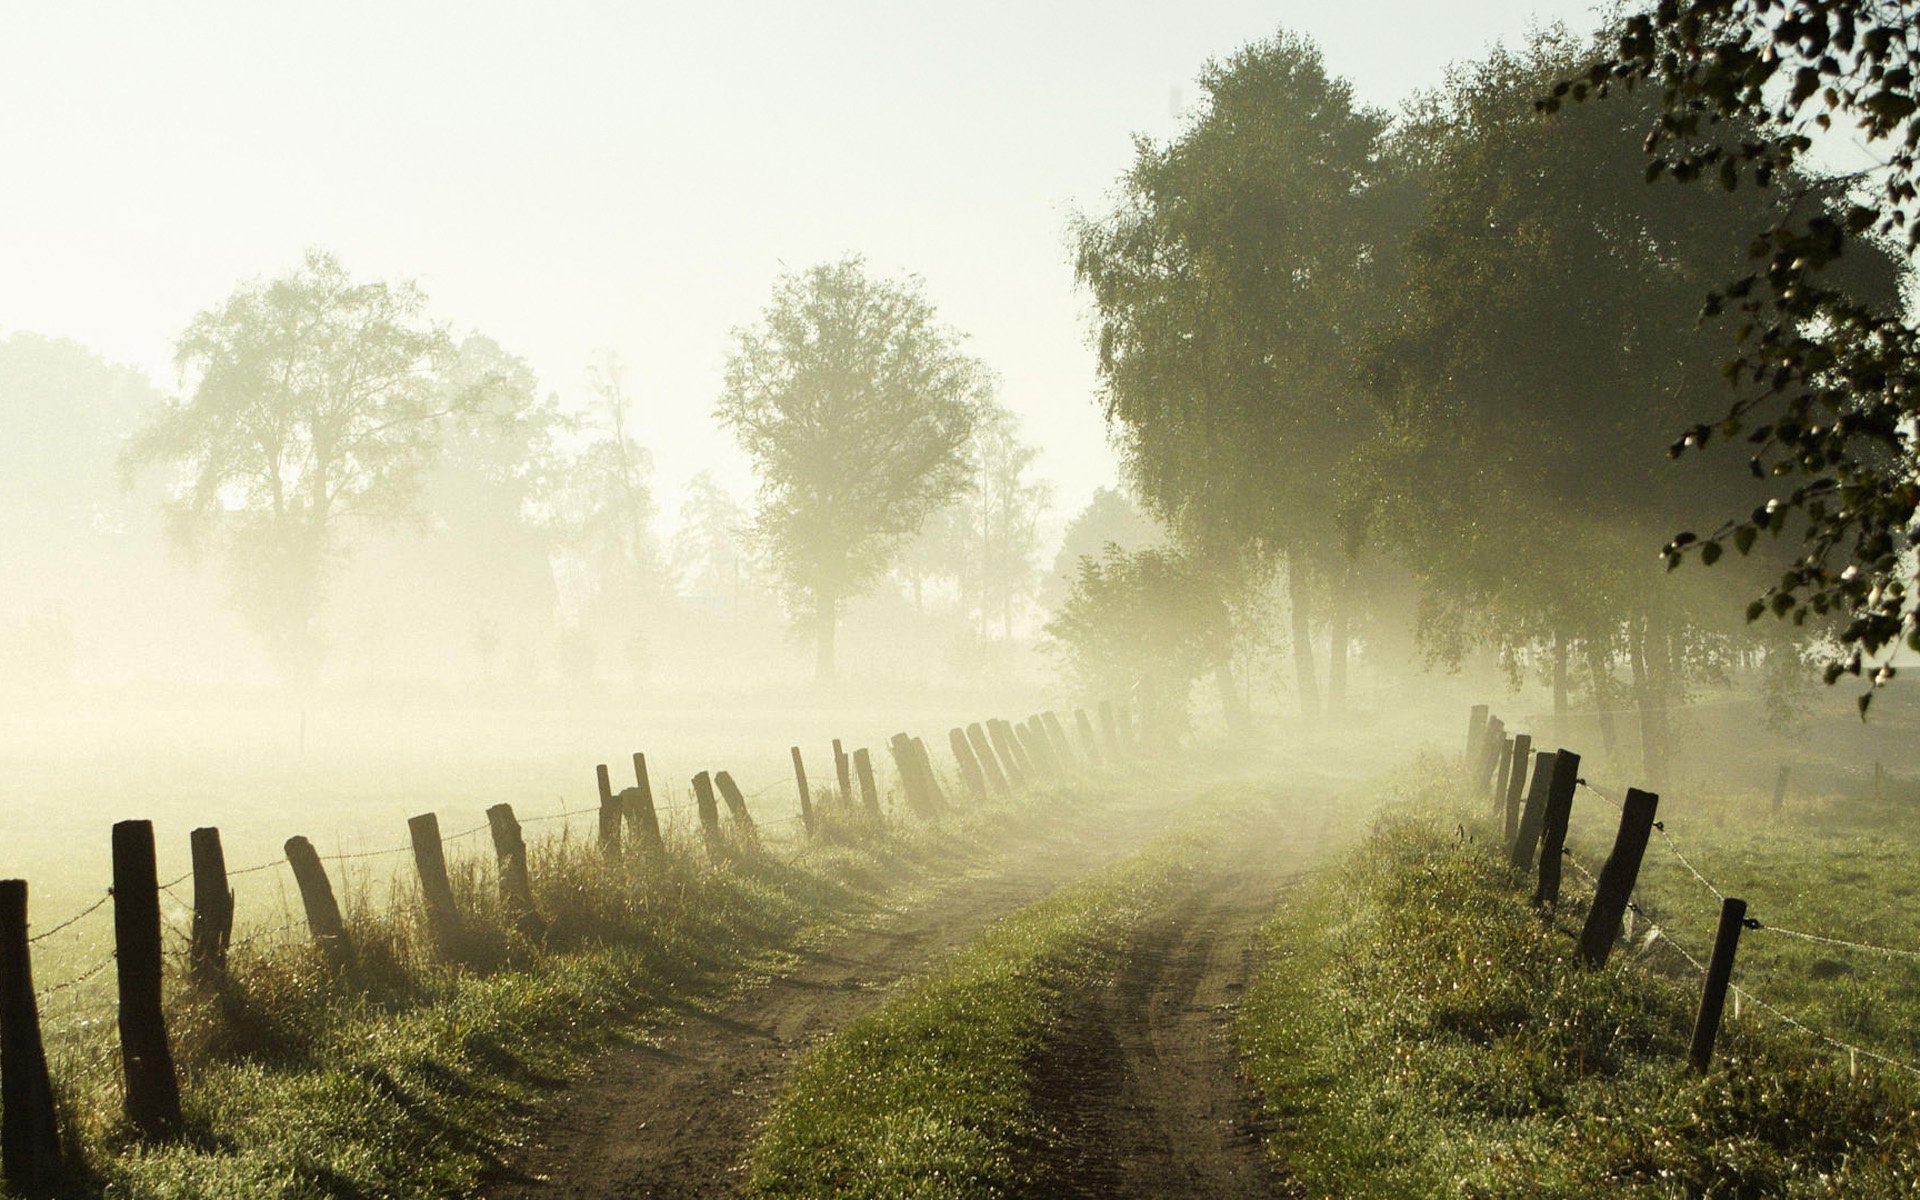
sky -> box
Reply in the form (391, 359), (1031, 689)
(0, 0), (1609, 541)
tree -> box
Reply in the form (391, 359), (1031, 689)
(718, 256), (989, 680)
(123, 250), (467, 686)
(669, 470), (760, 616)
(1368, 31), (1900, 780)
(1074, 30), (1397, 715)
(905, 404), (1052, 636)
(547, 354), (665, 686)
(1555, 2), (1920, 708)
(1045, 545), (1232, 745)
(1044, 486), (1163, 610)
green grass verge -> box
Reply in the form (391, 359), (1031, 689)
(741, 788), (1249, 1200)
(43, 783), (1110, 1200)
(1240, 765), (1920, 1198)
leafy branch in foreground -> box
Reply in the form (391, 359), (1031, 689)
(1548, 3), (1919, 708)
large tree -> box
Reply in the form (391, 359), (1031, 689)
(1552, 1), (1920, 709)
(1074, 30), (1397, 715)
(124, 250), (471, 685)
(718, 256), (989, 680)
(1369, 31), (1901, 780)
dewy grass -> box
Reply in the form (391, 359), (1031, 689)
(742, 788), (1249, 1200)
(40, 785), (1087, 1200)
(1240, 764), (1920, 1199)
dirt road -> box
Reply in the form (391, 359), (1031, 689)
(480, 789), (1201, 1200)
(1033, 836), (1310, 1198)
(482, 776), (1332, 1200)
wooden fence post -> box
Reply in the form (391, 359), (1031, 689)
(1689, 896), (1749, 1073)
(1075, 709), (1103, 766)
(1578, 788), (1659, 968)
(1533, 750), (1581, 908)
(486, 803), (537, 931)
(995, 719), (1035, 778)
(692, 772), (724, 856)
(912, 737), (949, 810)
(112, 819), (181, 1141)
(949, 729), (989, 803)
(1509, 751), (1556, 872)
(966, 724), (1011, 797)
(1475, 716), (1506, 792)
(408, 813), (461, 955)
(790, 747), (816, 836)
(852, 749), (880, 817)
(1466, 704), (1489, 766)
(888, 735), (935, 816)
(1772, 764), (1791, 816)
(189, 825), (234, 982)
(1503, 733), (1533, 841)
(595, 764), (623, 859)
(629, 753), (664, 854)
(713, 771), (757, 832)
(284, 836), (350, 962)
(985, 721), (1027, 788)
(0, 880), (61, 1193)
(1099, 700), (1120, 757)
(1015, 721), (1052, 778)
(1043, 712), (1077, 770)
(833, 739), (854, 809)
(1492, 736), (1515, 810)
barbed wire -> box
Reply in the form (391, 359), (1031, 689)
(28, 891), (111, 945)
(37, 953), (114, 1002)
(1733, 983), (1920, 1079)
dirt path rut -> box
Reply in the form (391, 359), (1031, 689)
(1033, 811), (1312, 1198)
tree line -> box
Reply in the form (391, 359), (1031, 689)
(1056, 13), (1913, 778)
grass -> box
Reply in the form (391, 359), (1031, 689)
(25, 778), (1098, 1199)
(1240, 761), (1920, 1198)
(740, 787), (1250, 1200)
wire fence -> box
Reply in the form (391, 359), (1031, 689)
(15, 763), (825, 1000)
(1487, 732), (1920, 1082)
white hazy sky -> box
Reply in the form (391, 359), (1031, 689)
(0, 0), (1606, 537)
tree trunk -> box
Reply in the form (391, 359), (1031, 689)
(1628, 613), (1667, 790)
(814, 586), (837, 683)
(1552, 631), (1570, 746)
(1585, 634), (1621, 768)
(1327, 591), (1351, 712)
(1286, 551), (1320, 717)
(1648, 605), (1676, 788)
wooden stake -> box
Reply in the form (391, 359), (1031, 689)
(852, 748), (880, 817)
(1503, 733), (1532, 844)
(112, 820), (181, 1141)
(691, 771), (724, 855)
(408, 813), (461, 956)
(985, 721), (1027, 788)
(1509, 751), (1556, 872)
(486, 803), (537, 932)
(1689, 896), (1749, 1073)
(832, 739), (854, 809)
(790, 746), (816, 835)
(1492, 736), (1515, 811)
(1533, 750), (1581, 908)
(1772, 764), (1790, 816)
(284, 835), (350, 962)
(189, 826), (234, 982)
(1466, 704), (1489, 765)
(949, 728), (989, 803)
(912, 737), (948, 810)
(1043, 712), (1077, 770)
(966, 723), (1011, 797)
(595, 763), (622, 859)
(1578, 788), (1659, 968)
(628, 752), (664, 854)
(713, 771), (756, 831)
(0, 880), (61, 1193)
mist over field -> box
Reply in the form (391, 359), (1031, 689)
(4, 2), (1920, 1196)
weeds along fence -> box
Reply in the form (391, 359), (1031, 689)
(1464, 703), (1920, 1083)
(0, 699), (1136, 1194)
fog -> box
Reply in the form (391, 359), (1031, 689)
(4, 0), (1919, 938)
